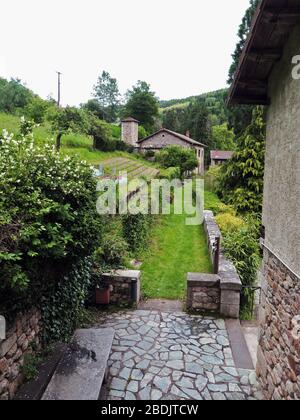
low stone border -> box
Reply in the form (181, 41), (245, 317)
(101, 270), (141, 306)
(187, 211), (242, 318)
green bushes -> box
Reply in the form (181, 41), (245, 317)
(94, 233), (128, 267)
(159, 166), (181, 181)
(215, 212), (245, 235)
(122, 214), (152, 254)
(0, 125), (102, 341)
(222, 223), (261, 300)
(216, 108), (265, 214)
(41, 257), (93, 344)
(156, 146), (198, 178)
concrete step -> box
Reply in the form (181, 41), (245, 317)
(42, 328), (114, 401)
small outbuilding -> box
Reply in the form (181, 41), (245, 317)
(210, 150), (234, 167)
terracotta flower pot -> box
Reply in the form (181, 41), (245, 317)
(95, 287), (110, 305)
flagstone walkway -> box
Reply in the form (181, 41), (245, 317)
(97, 310), (263, 401)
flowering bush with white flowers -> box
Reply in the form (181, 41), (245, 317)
(0, 125), (102, 334)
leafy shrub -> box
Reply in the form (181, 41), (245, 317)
(41, 257), (93, 344)
(22, 353), (42, 381)
(156, 146), (198, 178)
(94, 233), (128, 267)
(204, 191), (234, 215)
(0, 125), (102, 333)
(122, 214), (152, 254)
(215, 213), (245, 235)
(138, 125), (148, 140)
(204, 166), (221, 193)
(144, 150), (155, 159)
(216, 108), (265, 214)
(159, 166), (181, 181)
(222, 224), (261, 307)
(24, 96), (51, 124)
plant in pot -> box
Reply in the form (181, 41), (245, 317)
(93, 233), (129, 305)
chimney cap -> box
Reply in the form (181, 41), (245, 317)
(121, 117), (139, 123)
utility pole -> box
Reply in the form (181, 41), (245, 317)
(56, 71), (62, 107)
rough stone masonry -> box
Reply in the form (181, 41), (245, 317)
(0, 310), (41, 400)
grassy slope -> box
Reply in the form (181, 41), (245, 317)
(0, 112), (150, 166)
(141, 211), (212, 301)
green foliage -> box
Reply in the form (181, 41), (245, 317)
(215, 212), (245, 235)
(0, 78), (33, 114)
(94, 233), (128, 267)
(0, 123), (102, 330)
(122, 214), (152, 254)
(41, 257), (93, 344)
(211, 123), (236, 151)
(159, 166), (181, 181)
(204, 191), (234, 215)
(227, 0), (260, 136)
(204, 166), (222, 193)
(222, 223), (261, 300)
(160, 89), (228, 128)
(48, 106), (90, 150)
(182, 98), (212, 148)
(93, 71), (120, 122)
(22, 353), (42, 381)
(138, 125), (147, 140)
(156, 146), (198, 178)
(24, 96), (53, 124)
(124, 81), (159, 133)
(216, 108), (266, 214)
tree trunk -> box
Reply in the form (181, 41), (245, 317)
(56, 132), (63, 151)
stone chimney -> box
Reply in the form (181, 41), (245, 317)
(186, 130), (190, 138)
(121, 117), (139, 147)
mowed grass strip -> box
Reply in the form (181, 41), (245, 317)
(141, 210), (212, 300)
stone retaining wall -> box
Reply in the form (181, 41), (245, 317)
(0, 310), (41, 400)
(187, 211), (242, 318)
(101, 270), (141, 306)
(257, 248), (300, 400)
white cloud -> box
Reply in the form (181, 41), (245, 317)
(0, 0), (250, 105)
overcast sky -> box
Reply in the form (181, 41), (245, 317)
(0, 0), (250, 106)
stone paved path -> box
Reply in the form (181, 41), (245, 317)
(97, 310), (262, 401)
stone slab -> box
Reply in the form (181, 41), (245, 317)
(42, 329), (115, 400)
(187, 273), (220, 288)
(226, 320), (254, 370)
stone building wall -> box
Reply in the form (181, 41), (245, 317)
(0, 310), (41, 400)
(121, 121), (139, 147)
(101, 270), (141, 306)
(257, 249), (300, 400)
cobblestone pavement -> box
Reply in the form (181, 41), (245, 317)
(98, 310), (263, 401)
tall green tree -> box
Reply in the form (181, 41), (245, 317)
(0, 78), (33, 114)
(217, 108), (266, 214)
(227, 0), (260, 137)
(93, 71), (120, 122)
(124, 81), (159, 133)
(212, 123), (236, 151)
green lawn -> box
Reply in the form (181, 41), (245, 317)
(141, 210), (212, 300)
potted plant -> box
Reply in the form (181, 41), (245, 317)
(95, 283), (111, 305)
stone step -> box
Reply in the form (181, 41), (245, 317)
(42, 328), (115, 401)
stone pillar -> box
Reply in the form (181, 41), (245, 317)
(121, 117), (139, 147)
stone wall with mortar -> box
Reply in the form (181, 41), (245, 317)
(257, 249), (300, 400)
(187, 273), (220, 312)
(204, 211), (242, 318)
(0, 310), (41, 400)
(101, 270), (141, 306)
